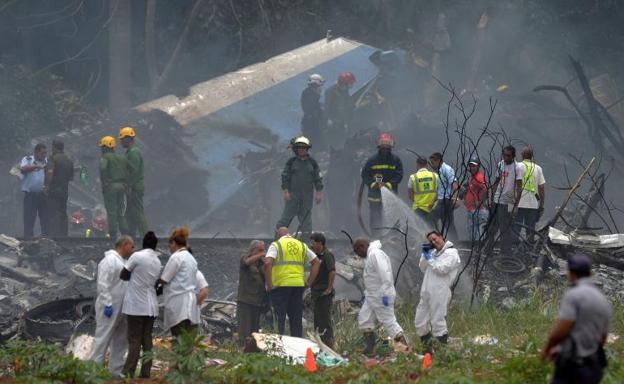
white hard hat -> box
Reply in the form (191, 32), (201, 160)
(308, 74), (325, 86)
(293, 136), (311, 147)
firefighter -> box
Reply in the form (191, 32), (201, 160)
(324, 72), (356, 146)
(275, 136), (323, 238)
(301, 74), (325, 149)
(359, 132), (403, 232)
(99, 136), (128, 237)
(119, 127), (148, 237)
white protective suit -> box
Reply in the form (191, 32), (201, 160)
(89, 249), (128, 376)
(357, 240), (404, 338)
(414, 241), (461, 337)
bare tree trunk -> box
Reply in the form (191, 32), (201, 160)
(144, 0), (158, 88)
(108, 0), (131, 113)
(465, 12), (489, 92)
(148, 0), (205, 99)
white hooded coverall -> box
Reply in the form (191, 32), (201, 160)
(414, 241), (461, 337)
(357, 240), (404, 338)
(89, 249), (128, 376)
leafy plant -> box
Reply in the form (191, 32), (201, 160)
(0, 339), (109, 383)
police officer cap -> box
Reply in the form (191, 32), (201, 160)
(567, 253), (592, 274)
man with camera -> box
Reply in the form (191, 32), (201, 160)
(414, 231), (461, 352)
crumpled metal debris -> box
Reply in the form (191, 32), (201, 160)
(549, 227), (624, 248)
(252, 332), (320, 365)
(472, 335), (499, 345)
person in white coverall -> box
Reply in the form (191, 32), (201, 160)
(89, 235), (134, 377)
(414, 230), (461, 352)
(353, 237), (408, 356)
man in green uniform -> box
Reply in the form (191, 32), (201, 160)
(276, 136), (323, 237)
(44, 139), (74, 237)
(309, 232), (336, 347)
(237, 240), (267, 349)
(119, 126), (148, 237)
(99, 136), (128, 238)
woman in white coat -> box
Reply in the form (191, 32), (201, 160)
(159, 227), (200, 336)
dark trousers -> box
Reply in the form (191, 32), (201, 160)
(270, 287), (305, 337)
(23, 192), (48, 237)
(552, 357), (604, 384)
(125, 188), (147, 237)
(431, 198), (457, 240)
(484, 203), (514, 255)
(237, 301), (262, 347)
(514, 207), (539, 242)
(46, 192), (68, 237)
(369, 202), (383, 232)
(312, 291), (334, 347)
(123, 315), (155, 378)
(414, 208), (435, 230)
(170, 319), (197, 337)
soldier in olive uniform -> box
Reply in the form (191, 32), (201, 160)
(44, 139), (74, 237)
(119, 127), (148, 237)
(276, 136), (323, 237)
(99, 136), (128, 237)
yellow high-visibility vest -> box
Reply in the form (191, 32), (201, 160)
(271, 236), (306, 287)
(521, 160), (536, 193)
(410, 169), (438, 212)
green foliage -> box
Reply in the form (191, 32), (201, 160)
(149, 329), (213, 384)
(0, 339), (109, 383)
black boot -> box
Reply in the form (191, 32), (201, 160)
(420, 333), (433, 354)
(362, 332), (376, 357)
(436, 334), (448, 344)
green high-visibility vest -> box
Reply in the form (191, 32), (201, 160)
(521, 160), (536, 193)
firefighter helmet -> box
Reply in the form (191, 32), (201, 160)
(308, 74), (325, 86)
(293, 136), (311, 148)
(377, 132), (395, 148)
(338, 72), (356, 85)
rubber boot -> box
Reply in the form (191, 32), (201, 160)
(393, 333), (410, 353)
(436, 333), (448, 344)
(362, 332), (376, 357)
(420, 333), (433, 354)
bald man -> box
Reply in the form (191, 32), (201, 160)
(264, 227), (320, 337)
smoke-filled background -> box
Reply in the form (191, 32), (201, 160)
(0, 0), (623, 238)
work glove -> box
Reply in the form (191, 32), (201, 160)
(104, 305), (113, 318)
(382, 296), (390, 307)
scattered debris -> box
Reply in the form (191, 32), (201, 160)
(472, 335), (499, 346)
(252, 332), (320, 364)
(66, 334), (94, 360)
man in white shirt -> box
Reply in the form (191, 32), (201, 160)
(515, 146), (545, 242)
(89, 235), (134, 378)
(263, 227), (320, 337)
(415, 231), (461, 353)
(120, 232), (161, 378)
(485, 146), (524, 256)
(20, 143), (48, 237)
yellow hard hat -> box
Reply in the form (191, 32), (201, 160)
(118, 126), (136, 139)
(99, 136), (116, 148)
